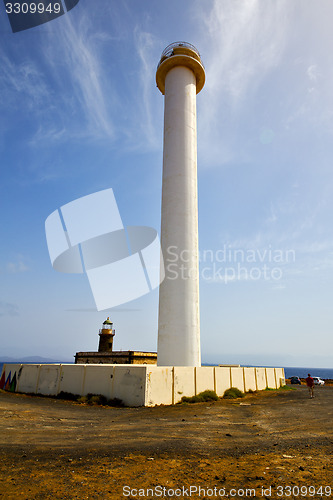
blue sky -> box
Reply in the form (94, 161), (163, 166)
(1, 0), (333, 368)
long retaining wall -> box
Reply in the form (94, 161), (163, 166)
(0, 364), (285, 407)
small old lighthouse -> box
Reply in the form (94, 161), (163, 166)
(74, 318), (157, 365)
(98, 317), (115, 353)
(156, 42), (205, 367)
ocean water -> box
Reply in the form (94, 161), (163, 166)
(283, 367), (333, 380)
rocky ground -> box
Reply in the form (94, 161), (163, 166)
(0, 385), (332, 499)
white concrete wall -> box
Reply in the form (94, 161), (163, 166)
(1, 364), (21, 391)
(4, 363), (21, 376)
(1, 363), (286, 407)
(275, 367), (285, 387)
(17, 364), (40, 394)
(265, 368), (277, 389)
(6, 363), (22, 375)
(59, 364), (85, 396)
(37, 365), (62, 396)
(112, 366), (146, 407)
(195, 367), (215, 394)
(83, 365), (114, 399)
(243, 367), (257, 392)
(146, 366), (173, 406)
(214, 367), (231, 397)
(255, 368), (267, 390)
(173, 366), (195, 403)
(230, 367), (245, 392)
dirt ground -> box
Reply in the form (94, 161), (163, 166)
(0, 385), (332, 500)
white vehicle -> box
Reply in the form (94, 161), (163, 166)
(312, 377), (325, 386)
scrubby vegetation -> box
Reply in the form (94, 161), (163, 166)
(181, 390), (219, 403)
(77, 394), (108, 405)
(223, 387), (244, 399)
(57, 391), (80, 401)
(57, 391), (124, 406)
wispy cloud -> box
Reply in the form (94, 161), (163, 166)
(0, 51), (50, 111)
(191, 0), (290, 167)
(3, 255), (30, 274)
(37, 12), (116, 142)
(26, 11), (164, 151)
(133, 27), (161, 150)
(29, 126), (67, 145)
(0, 11), (117, 146)
(200, 0), (289, 103)
(0, 301), (19, 317)
(307, 64), (319, 84)
(285, 59), (333, 133)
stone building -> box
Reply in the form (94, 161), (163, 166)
(74, 318), (157, 365)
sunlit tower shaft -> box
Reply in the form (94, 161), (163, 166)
(156, 42), (205, 366)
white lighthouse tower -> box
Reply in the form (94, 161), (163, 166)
(156, 42), (205, 367)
